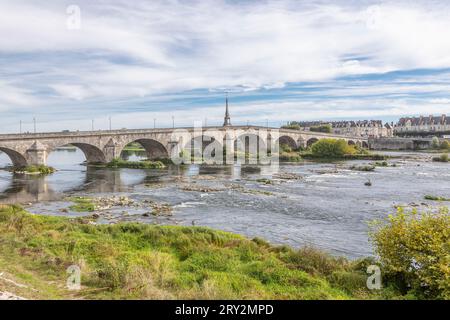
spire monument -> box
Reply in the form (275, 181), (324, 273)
(223, 92), (231, 126)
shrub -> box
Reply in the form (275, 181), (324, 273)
(310, 139), (356, 158)
(432, 154), (448, 162)
(280, 143), (293, 153)
(370, 207), (450, 299)
(440, 140), (450, 150)
(279, 151), (302, 162)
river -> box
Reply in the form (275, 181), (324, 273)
(0, 149), (449, 259)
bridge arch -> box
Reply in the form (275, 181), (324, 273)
(120, 138), (169, 160)
(0, 147), (28, 167)
(47, 143), (106, 164)
(362, 141), (369, 149)
(277, 136), (297, 151)
(306, 137), (319, 147)
(348, 140), (356, 146)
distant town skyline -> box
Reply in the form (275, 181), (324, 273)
(1, 0), (450, 133)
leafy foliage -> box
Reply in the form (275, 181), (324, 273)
(440, 140), (450, 150)
(310, 139), (357, 158)
(431, 137), (440, 149)
(310, 124), (332, 133)
(13, 165), (55, 175)
(281, 123), (301, 130)
(370, 207), (450, 299)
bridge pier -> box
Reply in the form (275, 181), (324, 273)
(103, 139), (118, 162)
(25, 141), (47, 166)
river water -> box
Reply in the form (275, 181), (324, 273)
(0, 149), (449, 258)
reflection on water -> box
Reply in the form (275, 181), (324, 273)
(1, 149), (449, 258)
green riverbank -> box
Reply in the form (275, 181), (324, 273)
(1, 205), (448, 300)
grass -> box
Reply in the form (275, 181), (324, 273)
(0, 205), (386, 300)
(106, 158), (166, 169)
(67, 196), (96, 212)
(12, 165), (55, 175)
(424, 195), (450, 201)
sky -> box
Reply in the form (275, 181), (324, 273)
(0, 0), (450, 133)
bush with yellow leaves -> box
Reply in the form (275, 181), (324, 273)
(370, 207), (449, 299)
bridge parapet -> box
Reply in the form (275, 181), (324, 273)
(0, 126), (368, 166)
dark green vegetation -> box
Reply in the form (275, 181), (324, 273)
(276, 139), (385, 162)
(309, 124), (332, 133)
(12, 165), (56, 175)
(106, 158), (166, 169)
(280, 121), (332, 133)
(349, 165), (376, 172)
(280, 123), (301, 130)
(432, 154), (448, 162)
(424, 195), (450, 201)
(0, 205), (448, 300)
(256, 178), (274, 185)
(278, 143), (303, 162)
(372, 161), (396, 167)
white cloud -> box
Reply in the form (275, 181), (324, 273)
(0, 0), (450, 130)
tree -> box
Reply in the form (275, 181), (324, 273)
(440, 140), (449, 150)
(431, 137), (440, 149)
(310, 124), (332, 133)
(281, 123), (301, 130)
(310, 139), (356, 158)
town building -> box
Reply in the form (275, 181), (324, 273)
(295, 120), (393, 138)
(332, 120), (393, 138)
(394, 115), (450, 136)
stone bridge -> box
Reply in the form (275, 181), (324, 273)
(0, 126), (368, 166)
